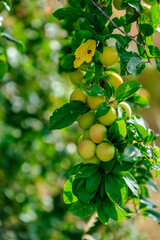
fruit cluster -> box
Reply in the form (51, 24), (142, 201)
(69, 73), (132, 165)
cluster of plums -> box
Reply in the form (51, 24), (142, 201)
(70, 73), (132, 164)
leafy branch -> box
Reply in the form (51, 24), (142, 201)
(90, 0), (146, 50)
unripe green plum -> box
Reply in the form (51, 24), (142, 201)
(99, 46), (119, 66)
(119, 102), (131, 118)
(78, 139), (96, 159)
(83, 129), (90, 139)
(107, 73), (123, 90)
(87, 95), (105, 110)
(78, 111), (96, 130)
(70, 89), (87, 104)
(96, 142), (115, 162)
(69, 70), (84, 86)
(89, 123), (107, 143)
(85, 156), (100, 164)
(98, 107), (117, 126)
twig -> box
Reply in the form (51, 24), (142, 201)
(81, 211), (98, 240)
(89, 0), (146, 51)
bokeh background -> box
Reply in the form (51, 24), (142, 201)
(0, 0), (160, 239)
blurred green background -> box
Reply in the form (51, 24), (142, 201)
(0, 1), (160, 239)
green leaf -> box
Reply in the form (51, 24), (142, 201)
(105, 173), (128, 206)
(75, 30), (93, 41)
(94, 63), (103, 83)
(146, 179), (158, 192)
(1, 33), (24, 53)
(60, 53), (75, 70)
(120, 52), (145, 76)
(100, 159), (117, 174)
(69, 163), (83, 176)
(150, 1), (160, 31)
(122, 146), (143, 162)
(139, 24), (154, 36)
(104, 80), (114, 99)
(86, 171), (101, 194)
(97, 199), (109, 225)
(69, 200), (96, 218)
(0, 53), (8, 80)
(115, 80), (141, 102)
(49, 101), (89, 130)
(122, 172), (140, 197)
(63, 177), (78, 204)
(53, 7), (84, 20)
(98, 197), (130, 222)
(2, 0), (12, 11)
(109, 120), (127, 142)
(95, 102), (110, 118)
(76, 164), (98, 179)
(124, 0), (143, 12)
(140, 196), (157, 208)
(128, 94), (149, 108)
(142, 208), (160, 223)
(84, 84), (105, 96)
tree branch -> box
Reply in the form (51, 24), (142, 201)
(81, 211), (98, 240)
(90, 0), (146, 51)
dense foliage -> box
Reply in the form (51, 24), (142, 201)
(51, 0), (160, 227)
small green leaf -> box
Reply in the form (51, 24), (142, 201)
(105, 173), (128, 206)
(124, 0), (143, 12)
(115, 80), (141, 102)
(69, 200), (96, 218)
(140, 196), (157, 208)
(109, 120), (127, 142)
(63, 177), (78, 204)
(76, 164), (98, 179)
(100, 159), (116, 174)
(96, 102), (110, 118)
(1, 33), (24, 53)
(86, 171), (101, 194)
(49, 101), (89, 130)
(142, 208), (160, 223)
(139, 24), (154, 36)
(60, 53), (75, 70)
(53, 7), (84, 20)
(98, 197), (130, 222)
(122, 172), (140, 197)
(120, 52), (145, 76)
(122, 146), (143, 162)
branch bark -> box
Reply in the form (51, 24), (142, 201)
(81, 211), (98, 240)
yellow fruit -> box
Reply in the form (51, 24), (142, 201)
(119, 102), (131, 118)
(87, 95), (105, 110)
(98, 107), (117, 126)
(70, 89), (87, 104)
(69, 70), (84, 86)
(78, 111), (96, 130)
(107, 73), (123, 90)
(78, 139), (96, 159)
(83, 129), (90, 139)
(89, 123), (107, 143)
(85, 156), (100, 164)
(96, 142), (115, 162)
(113, 0), (124, 10)
(99, 46), (119, 66)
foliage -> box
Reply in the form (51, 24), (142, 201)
(51, 0), (160, 227)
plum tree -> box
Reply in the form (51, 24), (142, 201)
(70, 89), (87, 104)
(99, 46), (119, 66)
(78, 111), (96, 130)
(96, 142), (115, 162)
(89, 123), (107, 143)
(69, 70), (84, 86)
(78, 139), (96, 159)
(98, 107), (117, 126)
(107, 73), (123, 90)
(119, 102), (131, 118)
(87, 95), (105, 110)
